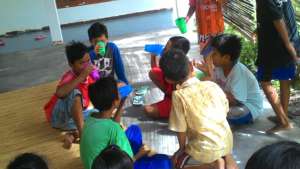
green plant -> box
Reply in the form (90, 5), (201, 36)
(240, 38), (257, 73)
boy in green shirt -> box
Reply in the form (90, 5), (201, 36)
(80, 77), (149, 169)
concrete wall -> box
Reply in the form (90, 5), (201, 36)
(0, 0), (174, 35)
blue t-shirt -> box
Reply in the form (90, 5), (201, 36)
(213, 62), (264, 120)
(89, 42), (128, 84)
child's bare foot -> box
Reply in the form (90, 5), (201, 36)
(215, 158), (225, 169)
(63, 133), (75, 149)
(225, 155), (239, 169)
(268, 115), (293, 123)
(267, 116), (278, 123)
(266, 124), (292, 134)
(63, 131), (79, 149)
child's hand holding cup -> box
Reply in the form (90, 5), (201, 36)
(96, 41), (106, 56)
(81, 63), (99, 80)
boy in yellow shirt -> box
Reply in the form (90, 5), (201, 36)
(160, 49), (237, 169)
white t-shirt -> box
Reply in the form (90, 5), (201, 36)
(213, 62), (263, 120)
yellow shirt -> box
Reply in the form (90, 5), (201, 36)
(169, 77), (233, 163)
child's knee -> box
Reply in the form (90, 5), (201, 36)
(144, 105), (160, 118)
(144, 105), (154, 113)
(117, 81), (126, 88)
(149, 70), (155, 81)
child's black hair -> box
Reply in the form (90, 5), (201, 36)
(65, 41), (88, 64)
(172, 37), (190, 54)
(7, 153), (48, 169)
(245, 141), (300, 169)
(159, 48), (190, 82)
(92, 145), (133, 169)
(165, 36), (190, 55)
(169, 36), (183, 44)
(211, 34), (242, 64)
(88, 77), (119, 112)
(88, 22), (109, 41)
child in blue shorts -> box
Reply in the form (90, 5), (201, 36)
(256, 0), (299, 133)
(195, 34), (263, 125)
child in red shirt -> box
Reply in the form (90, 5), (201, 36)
(44, 41), (96, 148)
(144, 36), (190, 118)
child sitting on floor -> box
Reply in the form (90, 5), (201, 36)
(245, 141), (300, 169)
(88, 22), (128, 84)
(44, 41), (95, 149)
(195, 34), (263, 125)
(92, 145), (134, 169)
(7, 153), (48, 169)
(80, 77), (152, 169)
(144, 36), (190, 119)
(161, 49), (237, 169)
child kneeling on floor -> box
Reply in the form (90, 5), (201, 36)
(44, 41), (96, 149)
(161, 49), (237, 169)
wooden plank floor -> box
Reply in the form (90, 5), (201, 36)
(0, 82), (84, 169)
(0, 80), (180, 169)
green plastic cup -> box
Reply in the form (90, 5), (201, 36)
(175, 17), (187, 34)
(194, 69), (205, 80)
(97, 41), (106, 56)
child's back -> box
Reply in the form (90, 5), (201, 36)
(170, 78), (232, 163)
(160, 49), (236, 168)
(80, 77), (133, 169)
(80, 117), (133, 169)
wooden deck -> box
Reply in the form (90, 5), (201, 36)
(0, 82), (85, 169)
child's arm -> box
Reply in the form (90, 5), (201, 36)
(133, 145), (151, 162)
(113, 100), (125, 123)
(150, 54), (159, 68)
(273, 19), (298, 61)
(172, 132), (187, 165)
(113, 82), (127, 123)
(225, 91), (239, 106)
(56, 65), (93, 98)
(193, 56), (215, 81)
(186, 0), (195, 22)
(72, 96), (84, 136)
(177, 132), (187, 150)
(149, 70), (167, 92)
(111, 43), (129, 84)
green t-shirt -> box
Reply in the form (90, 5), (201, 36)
(80, 117), (133, 169)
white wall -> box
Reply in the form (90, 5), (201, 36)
(0, 0), (174, 35)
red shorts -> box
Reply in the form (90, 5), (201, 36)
(155, 97), (172, 118)
(151, 67), (174, 118)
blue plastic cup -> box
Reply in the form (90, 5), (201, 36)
(118, 85), (133, 100)
(144, 44), (164, 56)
